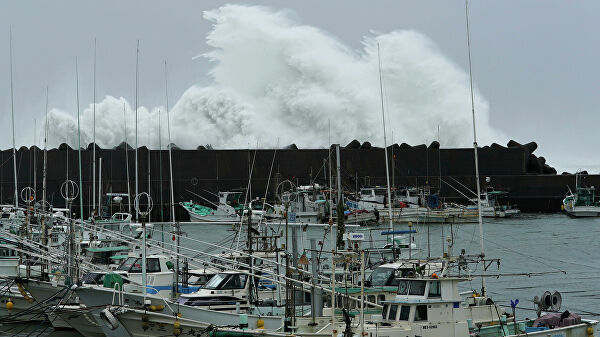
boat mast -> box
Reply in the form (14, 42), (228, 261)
(165, 61), (176, 225)
(92, 38), (97, 217)
(165, 61), (179, 298)
(147, 116), (151, 222)
(135, 40), (139, 221)
(76, 57), (84, 224)
(124, 103), (132, 214)
(158, 108), (164, 223)
(42, 87), (48, 213)
(42, 87), (48, 250)
(465, 0), (486, 295)
(377, 42), (395, 253)
(9, 27), (18, 208)
(33, 120), (37, 194)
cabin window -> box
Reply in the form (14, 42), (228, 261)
(377, 294), (386, 304)
(397, 280), (409, 295)
(221, 274), (248, 290)
(414, 305), (428, 321)
(204, 273), (227, 289)
(409, 281), (426, 296)
(367, 295), (375, 308)
(399, 305), (410, 321)
(382, 304), (389, 319)
(146, 258), (161, 273)
(118, 257), (140, 272)
(428, 281), (441, 298)
(388, 304), (398, 321)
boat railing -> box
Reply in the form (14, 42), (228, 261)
(111, 282), (124, 306)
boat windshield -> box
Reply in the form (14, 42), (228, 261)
(204, 273), (248, 290)
(81, 272), (105, 285)
(117, 257), (138, 271)
(226, 193), (242, 206)
(369, 267), (396, 286)
(116, 257), (161, 273)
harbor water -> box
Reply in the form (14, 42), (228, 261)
(5, 213), (598, 336)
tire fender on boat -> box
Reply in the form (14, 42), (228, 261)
(100, 308), (119, 330)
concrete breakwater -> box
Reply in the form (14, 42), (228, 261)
(0, 140), (594, 219)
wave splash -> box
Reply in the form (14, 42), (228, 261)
(46, 5), (503, 149)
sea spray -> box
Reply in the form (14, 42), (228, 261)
(46, 4), (504, 149)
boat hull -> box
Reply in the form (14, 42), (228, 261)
(565, 205), (600, 217)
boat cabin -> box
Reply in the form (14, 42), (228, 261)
(115, 254), (174, 296)
(176, 271), (252, 312)
(371, 276), (469, 337)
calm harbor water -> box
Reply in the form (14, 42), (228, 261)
(6, 213), (598, 336)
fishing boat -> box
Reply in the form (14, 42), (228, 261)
(467, 189), (521, 218)
(180, 191), (243, 223)
(562, 172), (600, 217)
(359, 275), (597, 337)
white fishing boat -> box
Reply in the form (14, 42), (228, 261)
(180, 191), (243, 223)
(562, 172), (600, 217)
(272, 184), (329, 223)
(359, 275), (597, 337)
(467, 189), (521, 218)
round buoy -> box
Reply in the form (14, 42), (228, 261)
(586, 326), (594, 336)
(173, 328), (182, 336)
(173, 320), (181, 329)
(6, 300), (14, 310)
(142, 314), (149, 322)
(257, 318), (265, 329)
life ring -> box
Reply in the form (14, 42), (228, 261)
(100, 308), (119, 330)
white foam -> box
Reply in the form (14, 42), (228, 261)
(46, 4), (504, 149)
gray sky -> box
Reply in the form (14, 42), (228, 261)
(1, 0), (598, 173)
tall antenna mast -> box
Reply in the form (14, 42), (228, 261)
(465, 0), (486, 295)
(33, 119), (37, 193)
(92, 38), (97, 216)
(42, 86), (48, 212)
(147, 113), (151, 222)
(165, 60), (178, 298)
(9, 27), (18, 208)
(158, 108), (164, 222)
(124, 103), (131, 214)
(135, 40), (139, 220)
(164, 61), (175, 224)
(76, 57), (84, 223)
(377, 42), (395, 252)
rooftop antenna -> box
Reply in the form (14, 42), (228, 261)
(465, 0), (486, 295)
(377, 41), (395, 256)
(9, 27), (18, 208)
(92, 38), (97, 217)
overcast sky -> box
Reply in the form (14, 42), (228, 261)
(1, 1), (598, 173)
